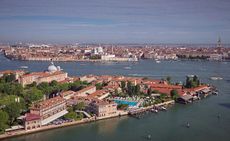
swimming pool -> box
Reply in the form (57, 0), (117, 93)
(114, 99), (138, 107)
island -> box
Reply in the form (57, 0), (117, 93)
(0, 62), (218, 139)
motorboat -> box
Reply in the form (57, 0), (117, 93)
(151, 109), (158, 113)
(156, 60), (161, 63)
(20, 66), (28, 69)
(161, 106), (167, 111)
(210, 76), (223, 80)
(124, 66), (132, 70)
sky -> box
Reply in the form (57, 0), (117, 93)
(0, 0), (230, 44)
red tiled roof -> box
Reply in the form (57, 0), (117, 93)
(31, 96), (65, 110)
(183, 85), (209, 93)
(0, 70), (25, 74)
(150, 83), (183, 96)
(60, 90), (76, 97)
(90, 99), (116, 106)
(25, 113), (41, 121)
(150, 84), (182, 89)
(76, 85), (96, 94)
(87, 90), (109, 99)
(21, 71), (66, 78)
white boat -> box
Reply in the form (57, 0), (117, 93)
(210, 76), (223, 80)
(80, 63), (86, 66)
(161, 106), (167, 111)
(151, 109), (158, 113)
(124, 66), (132, 70)
(20, 66), (28, 69)
(156, 60), (161, 63)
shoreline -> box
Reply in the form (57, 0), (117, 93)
(1, 53), (230, 62)
(0, 101), (175, 140)
(0, 111), (128, 140)
(4, 57), (230, 63)
(0, 100), (175, 140)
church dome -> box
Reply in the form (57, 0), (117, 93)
(48, 62), (57, 72)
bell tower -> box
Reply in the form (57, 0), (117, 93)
(217, 36), (222, 48)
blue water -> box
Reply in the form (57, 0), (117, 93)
(114, 99), (137, 106)
(0, 54), (230, 141)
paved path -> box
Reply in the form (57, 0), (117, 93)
(75, 110), (91, 118)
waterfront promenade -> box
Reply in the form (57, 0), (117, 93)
(0, 110), (128, 140)
(0, 100), (176, 140)
(129, 100), (175, 115)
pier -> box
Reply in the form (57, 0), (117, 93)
(129, 100), (175, 116)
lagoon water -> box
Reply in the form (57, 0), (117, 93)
(0, 54), (230, 141)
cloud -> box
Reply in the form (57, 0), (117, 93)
(0, 0), (230, 43)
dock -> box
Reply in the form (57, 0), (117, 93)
(129, 100), (175, 116)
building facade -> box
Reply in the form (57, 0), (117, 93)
(18, 62), (68, 86)
(88, 99), (117, 117)
(24, 113), (41, 131)
(29, 96), (67, 125)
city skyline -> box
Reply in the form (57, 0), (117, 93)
(0, 0), (230, 44)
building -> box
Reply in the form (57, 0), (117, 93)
(80, 75), (96, 83)
(88, 99), (117, 117)
(177, 95), (193, 104)
(0, 70), (25, 80)
(24, 113), (42, 130)
(93, 46), (103, 55)
(101, 54), (134, 61)
(29, 96), (68, 125)
(150, 83), (183, 96)
(208, 54), (223, 61)
(217, 36), (222, 48)
(75, 85), (96, 97)
(60, 90), (76, 100)
(18, 62), (68, 86)
(87, 90), (110, 100)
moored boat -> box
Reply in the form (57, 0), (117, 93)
(210, 76), (223, 80)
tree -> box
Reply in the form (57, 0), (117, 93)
(95, 83), (103, 90)
(142, 77), (148, 80)
(114, 89), (118, 96)
(37, 82), (52, 95)
(76, 113), (83, 120)
(193, 75), (198, 82)
(117, 104), (129, 110)
(73, 102), (85, 111)
(170, 89), (179, 100)
(4, 103), (21, 125)
(64, 111), (77, 120)
(185, 75), (200, 88)
(0, 95), (21, 106)
(0, 83), (23, 96)
(23, 87), (44, 104)
(58, 83), (70, 91)
(159, 93), (167, 100)
(50, 80), (58, 87)
(89, 55), (101, 60)
(26, 81), (37, 88)
(0, 110), (9, 133)
(134, 84), (141, 95)
(121, 81), (126, 92)
(64, 111), (83, 121)
(185, 76), (193, 88)
(0, 74), (16, 83)
(127, 81), (133, 96)
(166, 76), (171, 84)
(81, 81), (89, 85)
(147, 88), (152, 95)
(69, 81), (81, 91)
